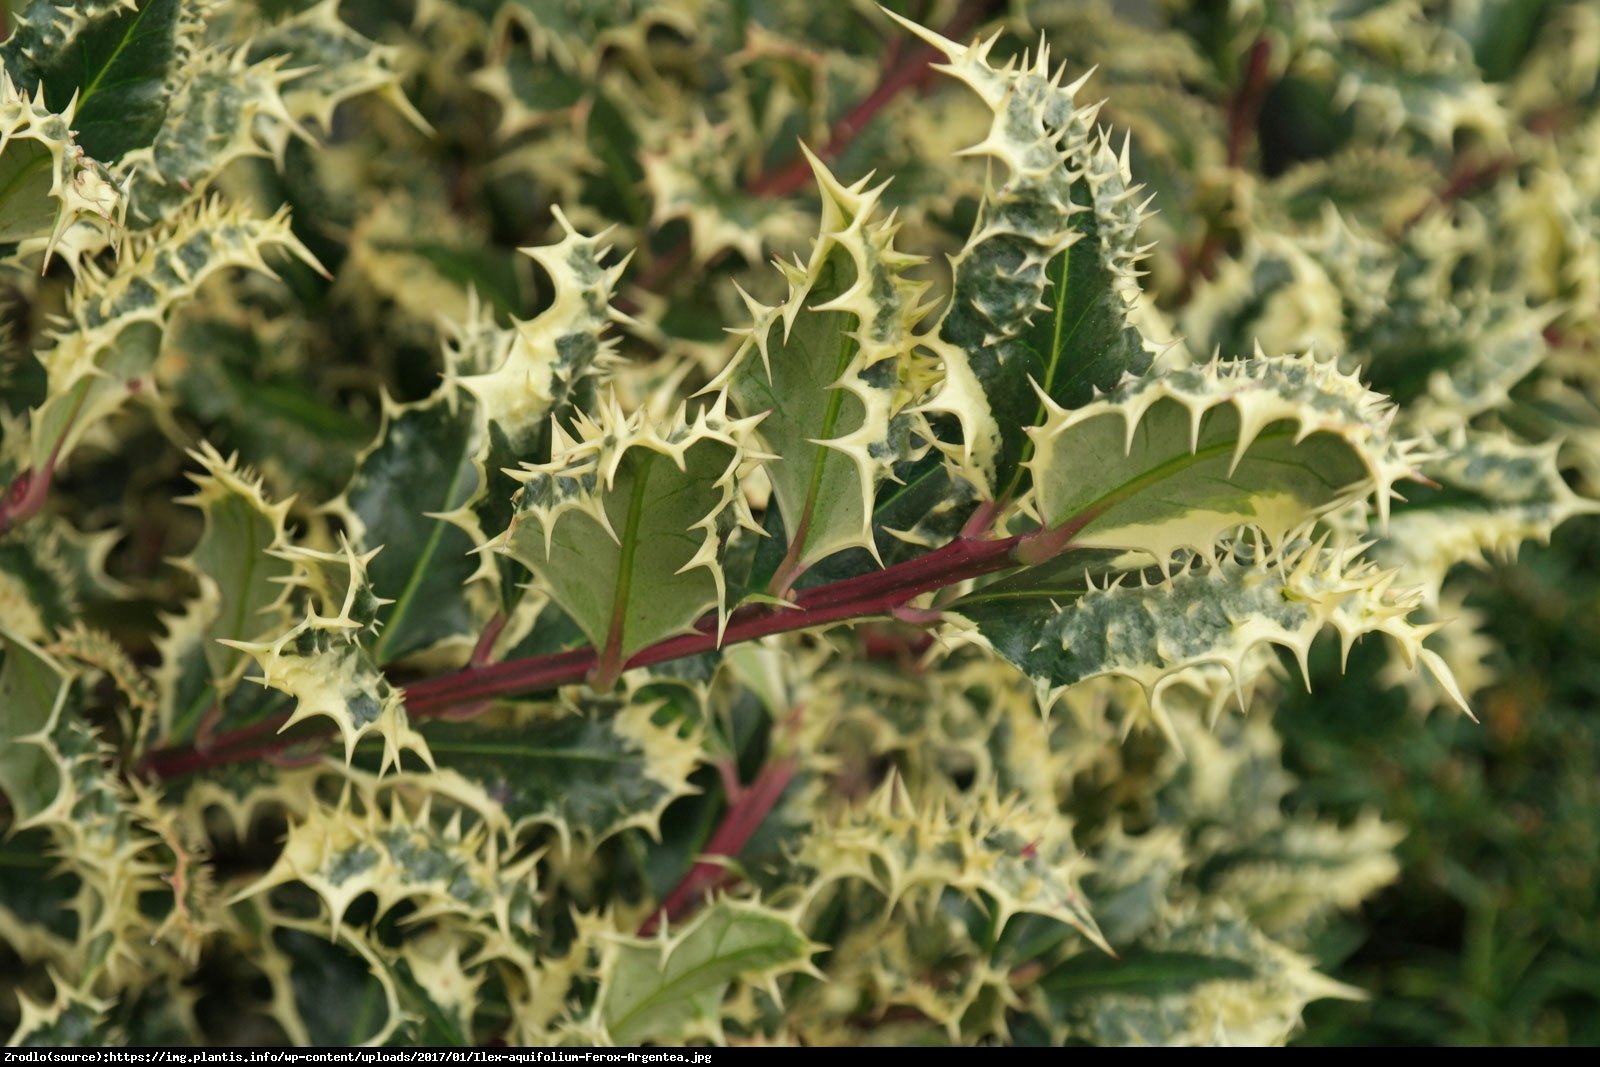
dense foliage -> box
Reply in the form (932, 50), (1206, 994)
(1, 0), (1595, 1047)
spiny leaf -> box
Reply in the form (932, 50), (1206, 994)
(326, 387), (487, 665)
(29, 200), (323, 473)
(121, 46), (305, 222)
(161, 309), (372, 496)
(796, 775), (1108, 954)
(0, 511), (122, 644)
(0, 0), (189, 163)
(7, 970), (116, 1047)
(0, 652), (183, 987)
(0, 629), (71, 822)
(246, 0), (430, 139)
(495, 391), (764, 685)
(223, 539), (431, 773)
(642, 114), (810, 266)
(442, 214), (630, 571)
(0, 73), (125, 266)
(714, 149), (929, 580)
(252, 910), (408, 1047)
(889, 12), (1157, 498)
(955, 530), (1471, 728)
(1404, 301), (1554, 432)
(1026, 352), (1422, 564)
(591, 898), (813, 1045)
(153, 443), (294, 738)
(1034, 908), (1360, 1046)
(447, 210), (629, 454)
(497, 0), (704, 77)
(1375, 430), (1600, 606)
(405, 697), (703, 852)
(232, 786), (538, 944)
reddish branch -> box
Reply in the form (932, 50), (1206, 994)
(625, 0), (998, 306)
(747, 0), (997, 199)
(1226, 37), (1273, 170)
(639, 756), (798, 936)
(1174, 37), (1272, 304)
(136, 511), (1115, 780)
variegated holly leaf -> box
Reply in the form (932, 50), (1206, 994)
(1033, 908), (1359, 1046)
(496, 0), (704, 76)
(0, 510), (122, 644)
(325, 387), (487, 665)
(713, 150), (928, 583)
(494, 392), (764, 686)
(1026, 353), (1423, 564)
(6, 971), (116, 1047)
(447, 211), (628, 455)
(29, 201), (322, 474)
(796, 776), (1108, 953)
(257, 915), (408, 1047)
(641, 114), (810, 267)
(0, 629), (72, 822)
(442, 213), (630, 570)
(954, 531), (1470, 724)
(233, 786), (539, 943)
(124, 0), (428, 222)
(1403, 301), (1554, 432)
(223, 539), (431, 773)
(162, 310), (372, 497)
(245, 0), (429, 139)
(399, 697), (702, 851)
(121, 46), (304, 222)
(0, 636), (187, 988)
(583, 899), (814, 1045)
(153, 444), (294, 739)
(1374, 430), (1599, 606)
(0, 0), (194, 164)
(0, 74), (124, 265)
(888, 13), (1158, 500)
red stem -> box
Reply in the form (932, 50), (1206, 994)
(136, 529), (1032, 779)
(639, 757), (797, 936)
(748, 1), (995, 199)
(0, 384), (88, 538)
(1226, 37), (1272, 169)
(621, 0), (998, 312)
(1173, 36), (1272, 304)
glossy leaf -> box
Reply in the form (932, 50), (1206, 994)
(496, 392), (763, 683)
(412, 698), (702, 849)
(0, 630), (71, 822)
(0, 0), (188, 163)
(328, 388), (485, 664)
(715, 151), (927, 579)
(955, 532), (1470, 722)
(595, 899), (813, 1045)
(1027, 353), (1422, 563)
(893, 13), (1157, 498)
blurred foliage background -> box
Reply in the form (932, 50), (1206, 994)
(1283, 516), (1600, 1046)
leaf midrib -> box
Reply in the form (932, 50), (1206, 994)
(374, 447), (473, 663)
(602, 451), (657, 663)
(1001, 245), (1075, 503)
(608, 925), (794, 1040)
(77, 0), (159, 109)
(959, 427), (1305, 608)
(791, 313), (857, 560)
